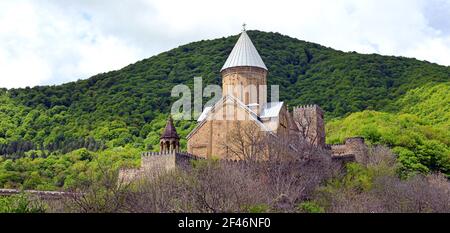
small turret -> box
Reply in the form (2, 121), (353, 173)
(160, 116), (180, 153)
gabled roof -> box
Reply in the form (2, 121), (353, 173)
(221, 31), (268, 71)
(187, 95), (274, 140)
(161, 116), (180, 140)
(197, 106), (212, 122)
(260, 102), (284, 118)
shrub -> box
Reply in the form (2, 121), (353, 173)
(246, 204), (271, 213)
(0, 194), (46, 213)
(297, 201), (325, 213)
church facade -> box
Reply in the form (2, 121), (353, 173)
(186, 30), (327, 160)
(118, 30), (367, 183)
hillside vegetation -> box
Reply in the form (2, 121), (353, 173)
(326, 83), (450, 177)
(0, 31), (449, 190)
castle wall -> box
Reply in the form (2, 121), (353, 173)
(292, 105), (326, 147)
(118, 152), (203, 184)
(330, 137), (367, 163)
(118, 152), (176, 184)
(141, 152), (177, 173)
(330, 144), (347, 155)
(343, 137), (367, 163)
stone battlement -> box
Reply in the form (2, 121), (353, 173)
(119, 142), (364, 185)
(293, 104), (322, 110)
(142, 151), (168, 157)
(142, 151), (202, 160)
(119, 151), (204, 184)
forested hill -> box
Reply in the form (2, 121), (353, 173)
(6, 31), (450, 118)
(0, 30), (449, 189)
(1, 30), (449, 151)
(1, 30), (449, 147)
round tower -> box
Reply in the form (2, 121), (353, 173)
(160, 116), (180, 153)
(221, 29), (268, 111)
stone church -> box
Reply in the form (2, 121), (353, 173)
(186, 29), (326, 159)
(119, 29), (367, 182)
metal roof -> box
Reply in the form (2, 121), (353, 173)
(161, 116), (180, 139)
(260, 102), (284, 118)
(221, 31), (268, 71)
(187, 95), (276, 140)
(197, 106), (212, 122)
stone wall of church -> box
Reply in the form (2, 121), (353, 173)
(221, 66), (267, 108)
(188, 118), (266, 160)
(188, 98), (265, 160)
(187, 120), (212, 158)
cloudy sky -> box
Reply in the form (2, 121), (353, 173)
(0, 0), (449, 88)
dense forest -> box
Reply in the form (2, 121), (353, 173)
(0, 30), (449, 190)
(327, 83), (449, 177)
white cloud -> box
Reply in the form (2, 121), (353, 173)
(0, 0), (141, 88)
(0, 0), (449, 88)
(405, 36), (450, 65)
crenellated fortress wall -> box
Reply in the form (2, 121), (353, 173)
(292, 104), (326, 147)
(118, 152), (203, 184)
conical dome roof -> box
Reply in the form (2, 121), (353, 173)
(221, 30), (268, 72)
(160, 116), (180, 140)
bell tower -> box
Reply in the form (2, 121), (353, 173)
(221, 27), (268, 114)
(160, 116), (180, 153)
